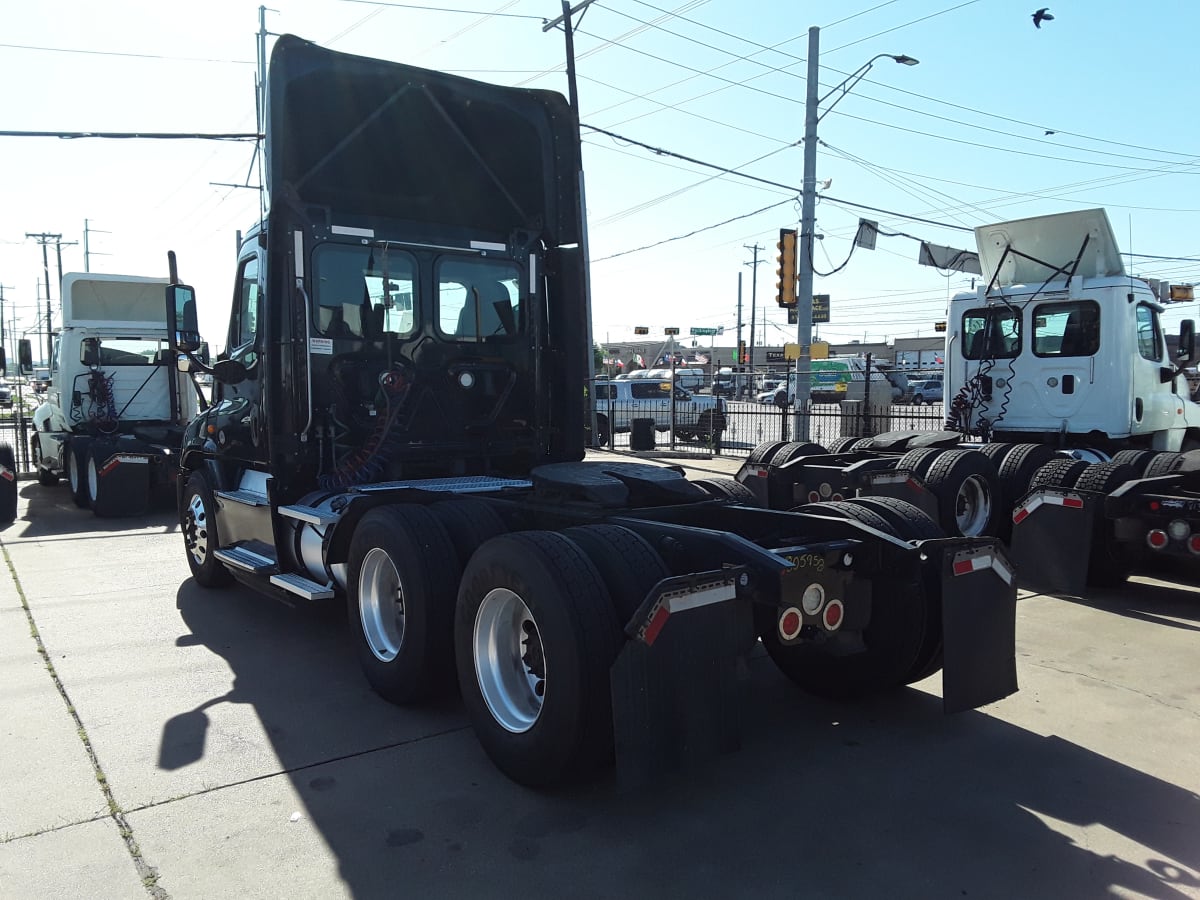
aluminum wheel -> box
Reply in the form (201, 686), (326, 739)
(954, 473), (992, 537)
(358, 547), (405, 663)
(183, 491), (212, 568)
(473, 587), (545, 733)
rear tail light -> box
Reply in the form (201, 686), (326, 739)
(1146, 529), (1169, 550)
(1189, 535), (1200, 555)
(1168, 519), (1191, 541)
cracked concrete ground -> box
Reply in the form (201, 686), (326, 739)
(2, 458), (1198, 900)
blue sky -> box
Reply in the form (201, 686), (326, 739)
(2, 0), (1197, 360)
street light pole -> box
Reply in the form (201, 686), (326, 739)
(793, 26), (918, 439)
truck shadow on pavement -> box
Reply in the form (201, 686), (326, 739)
(8, 481), (178, 540)
(1052, 576), (1200, 633)
(165, 578), (1200, 900)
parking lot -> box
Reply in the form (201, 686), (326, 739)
(2, 459), (1199, 900)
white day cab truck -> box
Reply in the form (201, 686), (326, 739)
(737, 208), (1200, 592)
(162, 36), (1017, 788)
(27, 272), (201, 517)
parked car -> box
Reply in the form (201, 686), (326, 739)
(0, 380), (11, 409)
(904, 378), (944, 405)
(593, 378), (726, 444)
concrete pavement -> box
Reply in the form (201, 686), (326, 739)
(2, 465), (1198, 899)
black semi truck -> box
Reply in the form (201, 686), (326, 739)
(166, 36), (1017, 786)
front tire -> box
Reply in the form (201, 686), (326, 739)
(455, 531), (622, 786)
(348, 505), (461, 705)
(181, 471), (233, 588)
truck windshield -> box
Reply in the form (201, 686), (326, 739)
(312, 243), (417, 338)
(437, 257), (522, 340)
(963, 306), (1021, 360)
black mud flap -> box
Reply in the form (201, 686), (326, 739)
(938, 541), (1018, 713)
(1009, 490), (1095, 595)
(611, 567), (751, 789)
(735, 463), (771, 508)
(861, 469), (940, 522)
(92, 453), (152, 517)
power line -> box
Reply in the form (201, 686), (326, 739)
(593, 199), (795, 263)
(336, 0), (545, 19)
(0, 41), (254, 64)
(0, 130), (260, 141)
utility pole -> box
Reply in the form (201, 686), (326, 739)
(54, 236), (78, 296)
(26, 232), (60, 364)
(0, 284), (12, 374)
(83, 219), (111, 272)
(744, 243), (764, 373)
(736, 271), (743, 372)
(544, 0), (598, 442)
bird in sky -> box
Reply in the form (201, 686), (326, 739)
(1032, 7), (1054, 28)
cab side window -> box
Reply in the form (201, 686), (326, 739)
(230, 256), (260, 351)
(1033, 300), (1100, 358)
(1135, 304), (1162, 362)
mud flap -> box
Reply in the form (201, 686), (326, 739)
(92, 453), (152, 517)
(939, 542), (1018, 713)
(1009, 490), (1095, 595)
(0, 465), (16, 524)
(611, 568), (751, 789)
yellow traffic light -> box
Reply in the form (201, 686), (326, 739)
(776, 228), (798, 307)
(934, 321), (947, 333)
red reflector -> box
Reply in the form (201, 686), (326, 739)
(100, 458), (121, 477)
(1146, 530), (1168, 550)
(1062, 497), (1084, 509)
(1189, 535), (1200, 555)
(808, 491), (820, 503)
(1150, 501), (1160, 511)
(642, 605), (671, 646)
(0, 470), (12, 482)
(953, 559), (975, 576)
(831, 493), (844, 502)
(823, 600), (843, 630)
(1012, 507), (1029, 525)
(780, 609), (802, 639)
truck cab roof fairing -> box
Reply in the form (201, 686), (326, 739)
(975, 208), (1125, 288)
(265, 35), (581, 246)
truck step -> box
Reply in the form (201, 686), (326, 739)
(270, 572), (335, 600)
(213, 545), (278, 574)
(278, 504), (340, 526)
(215, 488), (269, 507)
(356, 475), (533, 494)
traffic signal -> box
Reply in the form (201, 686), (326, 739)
(776, 228), (798, 307)
(738, 340), (747, 364)
(934, 321), (947, 333)
(634, 326), (649, 335)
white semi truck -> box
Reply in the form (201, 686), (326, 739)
(27, 272), (201, 516)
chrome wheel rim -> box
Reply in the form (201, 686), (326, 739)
(955, 474), (992, 536)
(87, 456), (99, 502)
(183, 492), (211, 567)
(473, 588), (544, 733)
(359, 547), (404, 663)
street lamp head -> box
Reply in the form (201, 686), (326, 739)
(890, 54), (919, 66)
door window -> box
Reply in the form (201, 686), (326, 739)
(230, 256), (260, 351)
(1135, 304), (1163, 362)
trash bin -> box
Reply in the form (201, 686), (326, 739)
(630, 417), (656, 451)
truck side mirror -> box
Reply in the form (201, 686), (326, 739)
(17, 339), (32, 376)
(1178, 320), (1196, 365)
(80, 337), (100, 368)
(166, 284), (202, 353)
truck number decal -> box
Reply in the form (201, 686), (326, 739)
(783, 553), (824, 572)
